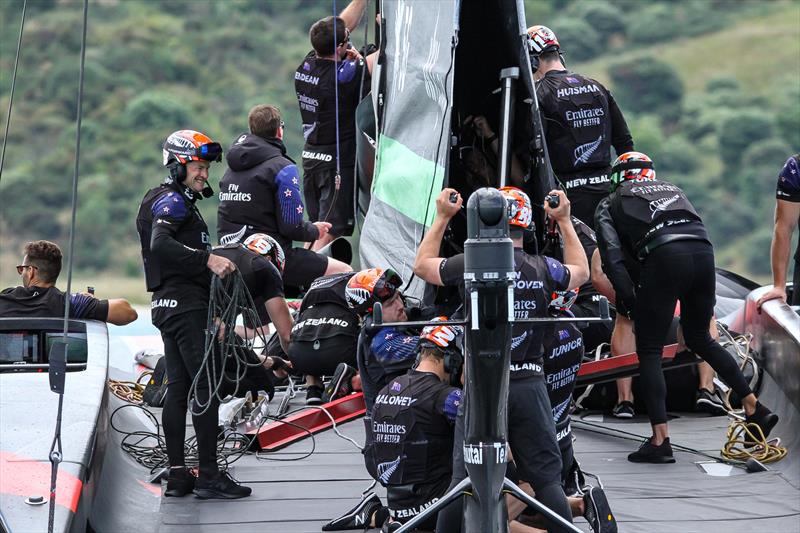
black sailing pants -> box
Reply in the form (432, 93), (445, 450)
(158, 309), (220, 476)
(436, 376), (573, 533)
(634, 240), (752, 426)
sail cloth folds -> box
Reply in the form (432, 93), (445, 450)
(359, 0), (458, 300)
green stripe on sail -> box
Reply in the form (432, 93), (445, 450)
(372, 134), (444, 226)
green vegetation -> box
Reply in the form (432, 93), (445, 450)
(528, 0), (800, 281)
(0, 0), (798, 298)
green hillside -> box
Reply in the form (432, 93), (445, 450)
(1, 0), (798, 301)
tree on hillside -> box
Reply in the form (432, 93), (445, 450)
(609, 56), (684, 120)
(571, 2), (626, 41)
(549, 18), (602, 61)
(717, 110), (775, 169)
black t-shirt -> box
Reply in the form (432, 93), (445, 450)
(438, 249), (571, 379)
(0, 286), (108, 321)
(547, 216), (599, 305)
(211, 244), (284, 326)
(295, 51), (368, 165)
(776, 155), (800, 262)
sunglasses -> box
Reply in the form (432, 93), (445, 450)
(16, 264), (37, 275)
(374, 269), (403, 302)
(197, 142), (223, 162)
(338, 28), (351, 46)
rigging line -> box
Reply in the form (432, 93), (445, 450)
(0, 0), (27, 185)
(332, 0), (342, 206)
(354, 0), (371, 229)
(48, 2), (89, 532)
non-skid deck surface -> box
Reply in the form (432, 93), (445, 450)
(154, 387), (800, 533)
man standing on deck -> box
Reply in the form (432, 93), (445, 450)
(527, 25), (633, 229)
(136, 129), (251, 499)
(757, 154), (800, 309)
(295, 0), (374, 251)
(594, 151), (779, 463)
(0, 240), (137, 325)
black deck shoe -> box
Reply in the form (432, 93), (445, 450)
(582, 486), (618, 533)
(627, 437), (676, 464)
(164, 467), (195, 497)
(744, 402), (779, 446)
(322, 492), (382, 531)
(611, 401), (635, 419)
(306, 384), (324, 406)
(193, 470), (252, 499)
(695, 388), (727, 416)
(322, 363), (356, 403)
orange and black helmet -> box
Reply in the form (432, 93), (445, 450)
(243, 233), (285, 273)
(345, 268), (403, 316)
(162, 130), (222, 167)
(499, 186), (533, 230)
(419, 316), (463, 353)
(610, 151), (656, 191)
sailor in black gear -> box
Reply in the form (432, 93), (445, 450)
(364, 320), (464, 530)
(528, 25), (633, 228)
(0, 240), (136, 325)
(289, 267), (405, 405)
(295, 1), (374, 250)
(542, 298), (584, 480)
(544, 216), (615, 353)
(595, 151), (779, 464)
(414, 187), (590, 533)
(136, 129), (251, 499)
(211, 234), (294, 400)
(217, 105), (351, 291)
(757, 154), (800, 309)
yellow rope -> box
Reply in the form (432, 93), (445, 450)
(721, 420), (787, 464)
(108, 370), (152, 405)
(712, 325), (787, 464)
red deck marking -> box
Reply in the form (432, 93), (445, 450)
(249, 392), (366, 451)
(0, 451), (82, 513)
(137, 478), (163, 497)
(578, 344), (679, 377)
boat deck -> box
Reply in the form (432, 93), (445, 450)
(144, 377), (799, 533)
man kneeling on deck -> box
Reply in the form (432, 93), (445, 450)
(0, 240), (137, 325)
(289, 267), (405, 404)
(342, 320), (463, 533)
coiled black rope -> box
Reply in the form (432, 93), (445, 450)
(189, 271), (271, 416)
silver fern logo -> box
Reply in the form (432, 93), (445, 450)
(649, 194), (680, 219)
(552, 397), (572, 422)
(511, 331), (528, 350)
(573, 136), (603, 166)
(378, 455), (402, 484)
(219, 225), (247, 245)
